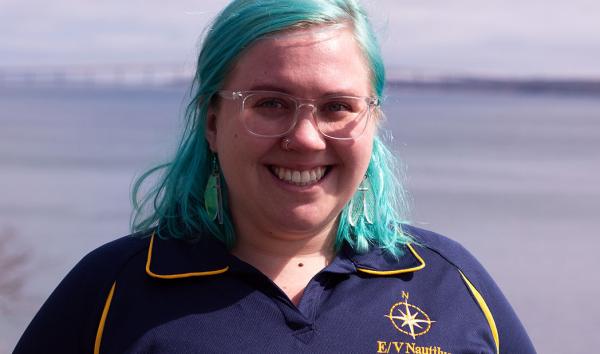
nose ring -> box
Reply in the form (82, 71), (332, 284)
(281, 137), (292, 151)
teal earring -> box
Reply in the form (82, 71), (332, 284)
(348, 175), (374, 227)
(204, 154), (223, 224)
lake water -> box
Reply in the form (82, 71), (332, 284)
(1, 83), (599, 353)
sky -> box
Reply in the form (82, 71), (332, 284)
(1, 0), (600, 79)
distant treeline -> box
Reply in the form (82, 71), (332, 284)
(387, 77), (600, 96)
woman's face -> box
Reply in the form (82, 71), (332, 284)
(206, 26), (376, 240)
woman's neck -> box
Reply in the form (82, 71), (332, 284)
(231, 222), (336, 305)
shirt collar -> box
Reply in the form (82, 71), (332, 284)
(145, 233), (230, 279)
(344, 243), (426, 275)
(145, 233), (425, 279)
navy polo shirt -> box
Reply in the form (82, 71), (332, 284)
(14, 226), (536, 353)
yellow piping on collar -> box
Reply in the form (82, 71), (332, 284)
(459, 270), (500, 354)
(94, 281), (116, 354)
(356, 244), (426, 275)
(145, 234), (229, 279)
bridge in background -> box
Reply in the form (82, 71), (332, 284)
(0, 63), (195, 87)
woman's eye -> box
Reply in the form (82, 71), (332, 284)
(324, 102), (353, 112)
(257, 99), (286, 109)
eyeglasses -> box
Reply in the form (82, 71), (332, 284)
(217, 90), (380, 140)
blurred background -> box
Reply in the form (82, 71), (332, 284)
(1, 0), (599, 352)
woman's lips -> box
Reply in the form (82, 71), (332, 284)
(270, 166), (328, 186)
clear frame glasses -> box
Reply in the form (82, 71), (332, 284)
(217, 90), (380, 140)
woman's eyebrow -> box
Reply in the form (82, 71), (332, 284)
(245, 84), (363, 97)
(246, 84), (292, 93)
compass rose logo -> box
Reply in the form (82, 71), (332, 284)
(385, 291), (435, 339)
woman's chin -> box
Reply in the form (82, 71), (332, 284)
(267, 208), (339, 238)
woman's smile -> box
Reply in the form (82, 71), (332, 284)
(270, 165), (329, 186)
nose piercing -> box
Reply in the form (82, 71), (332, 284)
(281, 137), (292, 151)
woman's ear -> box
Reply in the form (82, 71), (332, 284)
(205, 105), (218, 153)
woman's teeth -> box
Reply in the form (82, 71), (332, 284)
(272, 166), (326, 186)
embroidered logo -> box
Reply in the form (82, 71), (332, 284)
(385, 291), (435, 339)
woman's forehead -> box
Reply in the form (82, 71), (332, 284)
(225, 26), (371, 95)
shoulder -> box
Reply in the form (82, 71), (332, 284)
(402, 224), (502, 308)
(403, 224), (487, 280)
(59, 231), (152, 295)
(75, 231), (151, 278)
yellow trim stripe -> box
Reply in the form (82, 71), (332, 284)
(145, 235), (229, 279)
(94, 281), (116, 354)
(459, 270), (500, 354)
(356, 244), (426, 275)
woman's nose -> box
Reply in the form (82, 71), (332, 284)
(285, 104), (326, 151)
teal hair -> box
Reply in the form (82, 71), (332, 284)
(131, 0), (412, 255)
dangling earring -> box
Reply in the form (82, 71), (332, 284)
(348, 175), (374, 227)
(204, 154), (223, 224)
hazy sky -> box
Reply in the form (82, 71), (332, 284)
(1, 0), (599, 78)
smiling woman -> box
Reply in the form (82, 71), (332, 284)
(14, 1), (536, 353)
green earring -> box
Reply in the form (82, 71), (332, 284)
(204, 155), (223, 224)
(348, 175), (374, 227)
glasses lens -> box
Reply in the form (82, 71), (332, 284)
(316, 97), (371, 139)
(242, 92), (296, 137)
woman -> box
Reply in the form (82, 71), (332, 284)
(14, 1), (536, 353)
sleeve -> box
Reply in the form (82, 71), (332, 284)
(13, 256), (113, 353)
(459, 254), (537, 354)
(12, 236), (143, 354)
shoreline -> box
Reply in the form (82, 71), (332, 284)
(2, 77), (600, 97)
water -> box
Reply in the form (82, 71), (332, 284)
(1, 84), (599, 353)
